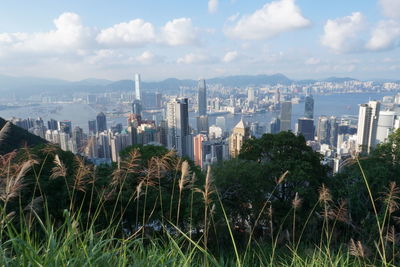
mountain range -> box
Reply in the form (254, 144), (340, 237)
(0, 73), (392, 97)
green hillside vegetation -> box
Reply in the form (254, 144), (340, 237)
(1, 130), (400, 266)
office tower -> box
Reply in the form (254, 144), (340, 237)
(72, 126), (84, 152)
(280, 101), (292, 132)
(85, 136), (98, 158)
(297, 118), (314, 141)
(59, 132), (70, 151)
(247, 87), (255, 103)
(156, 120), (168, 147)
(132, 99), (142, 116)
(134, 73), (141, 101)
(270, 118), (281, 134)
(376, 110), (396, 144)
(329, 116), (338, 148)
(96, 112), (107, 132)
(304, 94), (314, 119)
(196, 115), (209, 134)
(155, 92), (162, 108)
(88, 120), (97, 135)
(216, 116), (226, 132)
(110, 134), (122, 162)
(198, 79), (207, 116)
(47, 119), (57, 130)
(98, 132), (111, 159)
(167, 98), (190, 157)
(58, 120), (72, 135)
(229, 119), (250, 158)
(317, 116), (329, 144)
(356, 101), (380, 154)
(193, 134), (206, 168)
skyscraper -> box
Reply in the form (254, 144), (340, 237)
(198, 79), (207, 116)
(167, 98), (190, 157)
(196, 115), (209, 134)
(304, 94), (314, 119)
(280, 101), (292, 132)
(376, 110), (396, 144)
(229, 119), (250, 158)
(132, 100), (142, 116)
(88, 120), (97, 135)
(247, 87), (255, 103)
(134, 73), (141, 101)
(96, 112), (107, 132)
(356, 101), (380, 154)
(317, 116), (329, 144)
(270, 118), (281, 134)
(297, 118), (314, 141)
(329, 116), (338, 148)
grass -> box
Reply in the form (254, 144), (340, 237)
(0, 146), (399, 266)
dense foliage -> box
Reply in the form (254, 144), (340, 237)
(1, 130), (400, 265)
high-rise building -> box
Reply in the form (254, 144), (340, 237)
(329, 116), (338, 148)
(47, 119), (58, 131)
(196, 115), (209, 134)
(155, 92), (162, 108)
(229, 119), (250, 158)
(280, 101), (292, 132)
(88, 120), (97, 135)
(304, 94), (314, 119)
(167, 98), (190, 157)
(270, 118), (281, 134)
(193, 134), (206, 168)
(376, 110), (396, 144)
(356, 101), (380, 154)
(297, 118), (314, 141)
(96, 112), (107, 132)
(132, 100), (142, 116)
(72, 126), (84, 153)
(198, 79), (207, 116)
(247, 87), (255, 103)
(317, 116), (329, 145)
(134, 73), (141, 101)
(58, 120), (72, 135)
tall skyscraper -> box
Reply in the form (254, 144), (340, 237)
(304, 94), (314, 119)
(134, 73), (141, 101)
(198, 79), (207, 116)
(376, 110), (396, 144)
(132, 100), (142, 116)
(329, 116), (338, 148)
(167, 98), (190, 157)
(58, 120), (72, 135)
(88, 120), (97, 135)
(270, 118), (281, 134)
(247, 87), (255, 103)
(297, 118), (314, 141)
(96, 112), (107, 132)
(317, 116), (329, 144)
(229, 119), (250, 158)
(280, 101), (292, 132)
(357, 101), (381, 154)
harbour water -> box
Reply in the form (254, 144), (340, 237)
(0, 92), (394, 133)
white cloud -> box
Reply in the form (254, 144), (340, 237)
(225, 0), (310, 40)
(305, 57), (321, 65)
(161, 18), (198, 46)
(379, 0), (400, 19)
(177, 53), (211, 64)
(366, 20), (400, 51)
(321, 12), (366, 53)
(223, 51), (238, 62)
(136, 51), (156, 64)
(96, 19), (155, 46)
(208, 0), (218, 14)
(0, 12), (91, 54)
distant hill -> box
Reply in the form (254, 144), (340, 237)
(0, 117), (47, 154)
(0, 73), (373, 97)
(322, 77), (358, 83)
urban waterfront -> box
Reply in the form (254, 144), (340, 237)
(0, 92), (392, 133)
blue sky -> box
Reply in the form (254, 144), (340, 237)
(0, 0), (400, 81)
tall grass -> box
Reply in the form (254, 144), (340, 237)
(0, 148), (399, 266)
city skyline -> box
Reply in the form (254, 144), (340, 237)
(1, 0), (400, 81)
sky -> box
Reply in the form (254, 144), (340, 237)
(0, 0), (400, 81)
